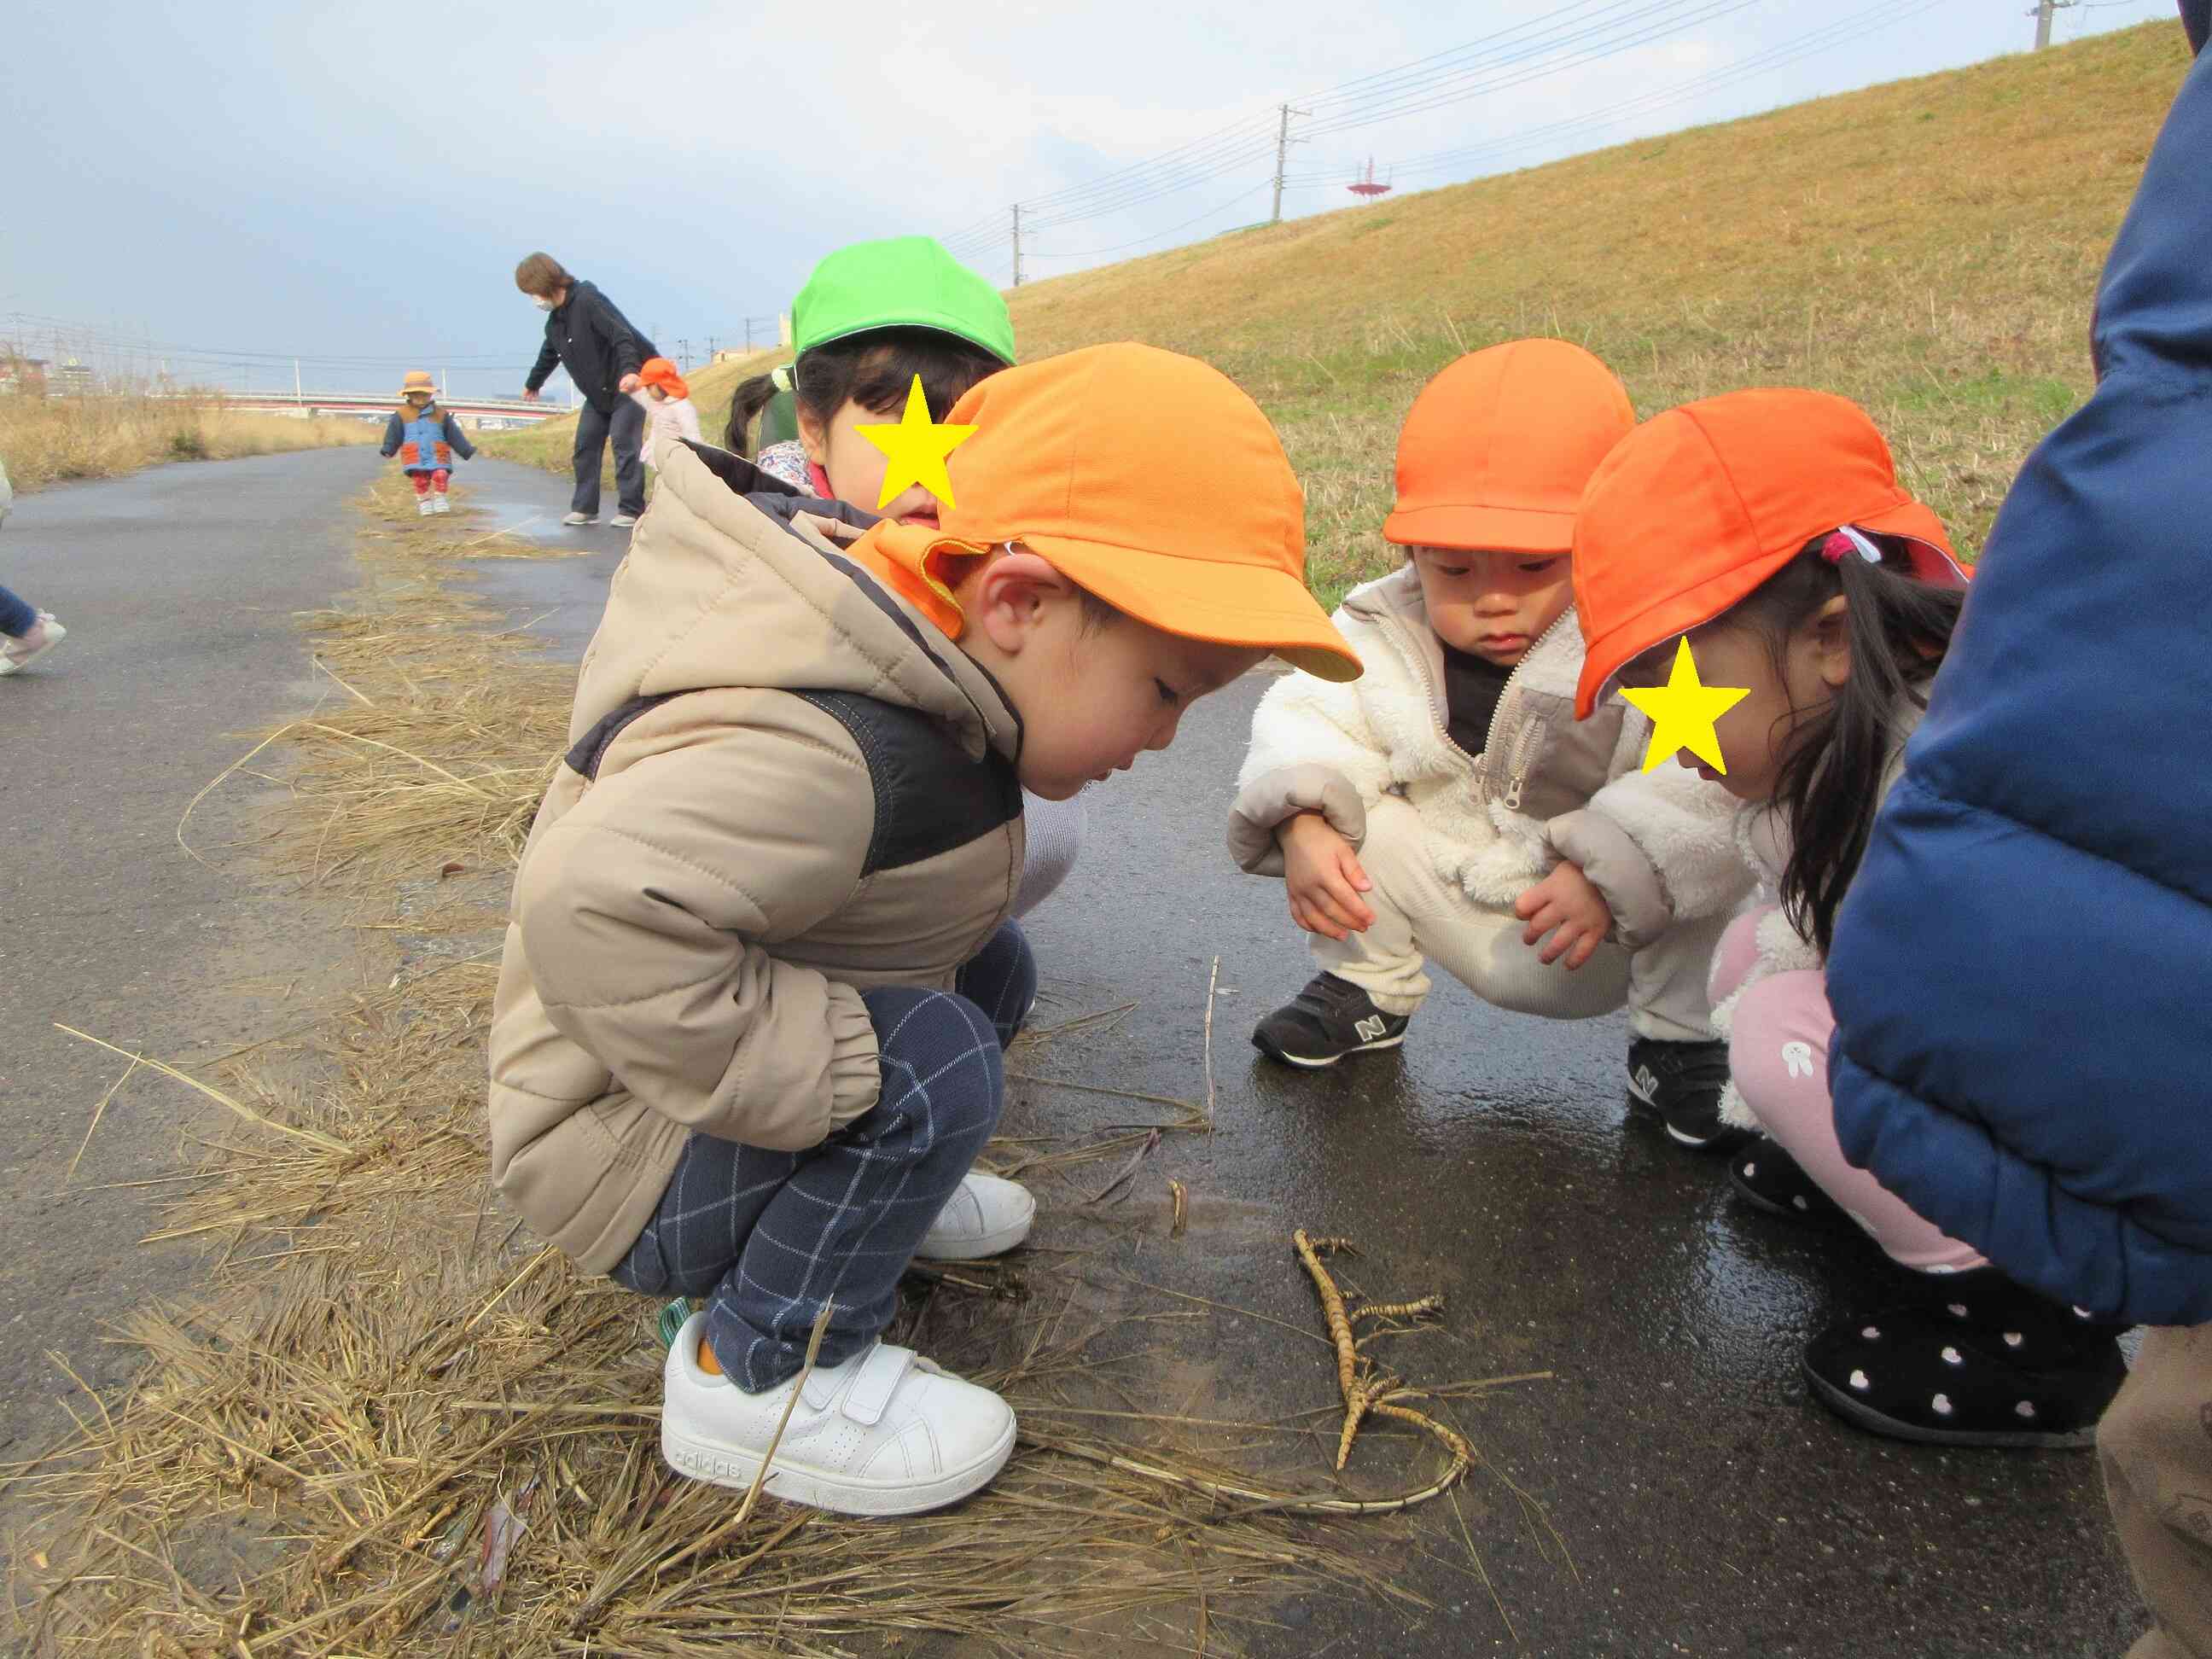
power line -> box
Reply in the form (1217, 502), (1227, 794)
(1284, 0), (1943, 187)
(1026, 184), (1273, 262)
(940, 0), (1787, 247)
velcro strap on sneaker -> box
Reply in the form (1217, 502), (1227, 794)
(839, 1343), (916, 1427)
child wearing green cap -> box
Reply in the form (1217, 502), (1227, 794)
(724, 236), (1086, 919)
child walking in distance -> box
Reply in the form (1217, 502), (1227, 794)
(720, 236), (1084, 922)
(1569, 387), (2140, 1450)
(632, 357), (701, 473)
(1824, 4), (2210, 1645)
(489, 342), (1359, 1516)
(1231, 341), (1749, 1147)
(380, 372), (475, 515)
(0, 457), (66, 677)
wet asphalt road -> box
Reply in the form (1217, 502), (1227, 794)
(0, 449), (385, 1471)
(455, 457), (2147, 1658)
(0, 452), (2147, 1655)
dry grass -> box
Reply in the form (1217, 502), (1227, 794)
(7, 481), (1540, 1655)
(0, 396), (377, 491)
(497, 24), (2187, 604)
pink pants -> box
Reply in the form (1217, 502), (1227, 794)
(409, 469), (451, 497)
(1716, 907), (1984, 1273)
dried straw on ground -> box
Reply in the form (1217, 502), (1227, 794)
(6, 486), (1543, 1655)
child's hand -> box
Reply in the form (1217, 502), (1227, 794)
(1515, 863), (1613, 969)
(1280, 812), (1376, 940)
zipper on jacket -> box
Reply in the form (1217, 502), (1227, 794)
(1485, 611), (1578, 811)
(1373, 584), (1572, 804)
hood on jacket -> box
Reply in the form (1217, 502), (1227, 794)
(2184, 0), (2207, 55)
(573, 437), (1022, 771)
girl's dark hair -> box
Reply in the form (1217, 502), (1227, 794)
(1725, 533), (1965, 957)
(725, 328), (1006, 457)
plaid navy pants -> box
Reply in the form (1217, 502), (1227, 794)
(612, 922), (1036, 1392)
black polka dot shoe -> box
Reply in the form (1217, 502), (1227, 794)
(1802, 1271), (2127, 1450)
(1728, 1135), (1854, 1231)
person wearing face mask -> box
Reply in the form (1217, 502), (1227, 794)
(515, 252), (661, 529)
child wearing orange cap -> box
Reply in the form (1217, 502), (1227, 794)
(631, 357), (701, 474)
(1570, 387), (2125, 1449)
(1231, 341), (1749, 1146)
(489, 341), (1357, 1516)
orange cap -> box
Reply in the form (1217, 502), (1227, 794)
(849, 342), (1360, 681)
(637, 357), (689, 399)
(1571, 388), (1967, 719)
(1382, 339), (1633, 554)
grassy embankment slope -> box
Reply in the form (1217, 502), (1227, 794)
(1, 397), (376, 492)
(490, 22), (2190, 605)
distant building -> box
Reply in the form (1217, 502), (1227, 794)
(0, 356), (50, 395)
(54, 358), (95, 395)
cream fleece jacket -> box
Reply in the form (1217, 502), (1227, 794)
(1229, 563), (1749, 951)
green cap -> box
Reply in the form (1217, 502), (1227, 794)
(792, 237), (1016, 366)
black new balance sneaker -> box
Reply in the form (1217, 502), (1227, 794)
(1252, 974), (1411, 1068)
(1626, 1037), (1742, 1150)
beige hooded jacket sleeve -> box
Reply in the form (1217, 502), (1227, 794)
(512, 722), (882, 1150)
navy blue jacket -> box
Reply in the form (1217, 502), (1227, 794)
(1826, 34), (2212, 1326)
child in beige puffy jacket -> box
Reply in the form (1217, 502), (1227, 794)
(1231, 341), (1751, 1147)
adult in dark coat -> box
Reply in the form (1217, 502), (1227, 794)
(516, 252), (661, 527)
(1827, 7), (2210, 1652)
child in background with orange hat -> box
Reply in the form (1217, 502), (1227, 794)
(380, 371), (476, 515)
(1231, 340), (1750, 1147)
(631, 357), (701, 474)
(1571, 387), (2125, 1449)
(490, 341), (1358, 1516)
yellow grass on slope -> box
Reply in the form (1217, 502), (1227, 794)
(1, 396), (377, 491)
(491, 23), (2189, 604)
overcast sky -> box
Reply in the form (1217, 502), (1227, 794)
(0, 0), (2183, 398)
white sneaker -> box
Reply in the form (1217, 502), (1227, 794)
(562, 510), (595, 527)
(432, 494), (451, 514)
(416, 498), (436, 516)
(918, 1172), (1035, 1260)
(660, 1313), (1015, 1516)
(0, 614), (65, 677)
(608, 512), (639, 529)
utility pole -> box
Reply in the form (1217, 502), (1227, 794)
(1271, 102), (1312, 225)
(2029, 0), (2076, 48)
(1011, 204), (1023, 288)
(677, 337), (690, 370)
(744, 318), (754, 352)
(294, 357), (302, 403)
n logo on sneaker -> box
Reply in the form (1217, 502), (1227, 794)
(1353, 1015), (1389, 1044)
(1633, 1065), (1661, 1097)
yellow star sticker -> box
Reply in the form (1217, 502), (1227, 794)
(1618, 637), (1751, 774)
(854, 375), (978, 511)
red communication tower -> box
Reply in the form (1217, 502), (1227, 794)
(1348, 158), (1394, 201)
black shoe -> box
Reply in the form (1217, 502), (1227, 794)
(1626, 1037), (1743, 1150)
(1802, 1270), (2126, 1450)
(1252, 975), (1410, 1068)
(1730, 1135), (1854, 1230)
